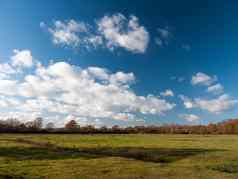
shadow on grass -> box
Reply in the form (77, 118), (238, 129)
(210, 163), (238, 173)
(0, 138), (224, 164)
(0, 174), (25, 179)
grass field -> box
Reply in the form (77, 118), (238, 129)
(0, 134), (237, 179)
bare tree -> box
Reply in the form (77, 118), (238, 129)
(46, 122), (54, 130)
(34, 117), (43, 129)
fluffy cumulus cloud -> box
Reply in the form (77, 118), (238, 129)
(0, 50), (175, 126)
(43, 13), (149, 53)
(97, 13), (149, 53)
(186, 72), (237, 113)
(178, 95), (194, 109)
(179, 94), (238, 114)
(191, 72), (217, 86)
(160, 89), (174, 97)
(180, 73), (237, 114)
(194, 94), (238, 114)
(0, 49), (34, 80)
(11, 49), (34, 69)
(179, 114), (200, 122)
(0, 63), (16, 79)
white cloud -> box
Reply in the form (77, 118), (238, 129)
(191, 72), (217, 86)
(207, 83), (224, 95)
(0, 63), (16, 79)
(109, 71), (135, 85)
(86, 35), (103, 48)
(87, 67), (109, 80)
(0, 51), (175, 126)
(178, 95), (194, 109)
(194, 94), (238, 114)
(44, 14), (149, 53)
(47, 20), (89, 47)
(0, 80), (18, 96)
(49, 20), (87, 47)
(0, 63), (16, 75)
(0, 111), (42, 123)
(0, 95), (20, 108)
(11, 49), (34, 68)
(179, 114), (200, 122)
(43, 20), (99, 50)
(97, 13), (149, 53)
(160, 89), (174, 97)
(179, 93), (237, 114)
(188, 72), (236, 113)
(113, 113), (136, 121)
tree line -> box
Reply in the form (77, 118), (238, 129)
(1, 117), (238, 134)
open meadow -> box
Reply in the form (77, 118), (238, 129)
(0, 134), (237, 179)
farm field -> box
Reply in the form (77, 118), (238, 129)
(0, 134), (237, 179)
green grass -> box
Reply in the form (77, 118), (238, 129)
(0, 134), (237, 178)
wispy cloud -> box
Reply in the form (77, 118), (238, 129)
(207, 83), (224, 95)
(179, 114), (200, 122)
(155, 26), (172, 47)
(171, 76), (185, 83)
(191, 72), (217, 86)
(160, 89), (174, 97)
(181, 44), (191, 51)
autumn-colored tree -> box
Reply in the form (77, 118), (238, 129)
(65, 120), (77, 129)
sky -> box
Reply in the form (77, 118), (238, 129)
(0, 0), (237, 127)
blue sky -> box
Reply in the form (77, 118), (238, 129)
(0, 0), (237, 127)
